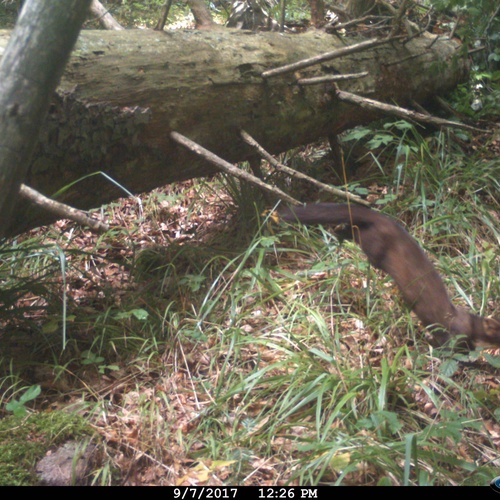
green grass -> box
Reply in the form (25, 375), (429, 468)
(0, 122), (499, 485)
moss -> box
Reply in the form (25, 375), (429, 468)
(0, 411), (93, 486)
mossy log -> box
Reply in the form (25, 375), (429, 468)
(1, 28), (467, 235)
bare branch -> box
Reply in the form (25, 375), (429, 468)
(335, 15), (391, 31)
(170, 131), (301, 206)
(240, 130), (370, 207)
(449, 13), (461, 40)
(261, 36), (403, 78)
(484, 1), (500, 35)
(388, 0), (410, 38)
(279, 0), (286, 32)
(336, 90), (488, 133)
(296, 71), (368, 85)
(19, 184), (110, 233)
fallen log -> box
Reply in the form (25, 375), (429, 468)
(1, 28), (467, 236)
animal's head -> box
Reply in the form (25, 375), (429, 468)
(451, 311), (500, 348)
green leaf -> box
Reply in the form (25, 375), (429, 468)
(367, 134), (394, 149)
(329, 452), (351, 472)
(114, 308), (149, 321)
(5, 400), (27, 418)
(483, 353), (500, 368)
(494, 408), (500, 424)
(19, 385), (41, 404)
(131, 308), (149, 321)
(5, 385), (41, 417)
(377, 476), (393, 486)
(81, 350), (104, 365)
(42, 319), (59, 334)
(439, 359), (459, 377)
(259, 236), (278, 248)
(341, 127), (371, 142)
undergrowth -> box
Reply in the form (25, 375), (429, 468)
(0, 120), (499, 485)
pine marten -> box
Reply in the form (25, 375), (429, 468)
(278, 203), (500, 349)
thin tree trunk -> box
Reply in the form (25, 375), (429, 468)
(0, 0), (92, 237)
(90, 0), (124, 30)
(186, 0), (215, 28)
(310, 0), (325, 28)
(154, 0), (173, 31)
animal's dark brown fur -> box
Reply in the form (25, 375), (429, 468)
(278, 203), (500, 348)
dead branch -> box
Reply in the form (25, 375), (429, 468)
(484, 2), (500, 35)
(261, 36), (403, 78)
(403, 6), (436, 45)
(334, 15), (391, 31)
(388, 0), (410, 38)
(170, 132), (301, 206)
(449, 13), (461, 40)
(154, 0), (173, 31)
(19, 184), (110, 233)
(336, 90), (488, 133)
(90, 0), (124, 30)
(468, 45), (485, 56)
(240, 130), (370, 207)
(378, 0), (418, 37)
(409, 99), (430, 115)
(296, 71), (368, 85)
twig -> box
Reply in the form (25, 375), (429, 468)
(410, 99), (430, 115)
(483, 2), (500, 35)
(261, 36), (403, 79)
(335, 15), (391, 31)
(383, 52), (425, 66)
(449, 13), (461, 40)
(427, 34), (440, 49)
(296, 71), (368, 85)
(19, 184), (110, 233)
(403, 6), (435, 45)
(468, 45), (486, 56)
(336, 90), (489, 133)
(170, 131), (301, 206)
(240, 130), (370, 207)
(378, 0), (418, 37)
(388, 0), (409, 38)
(433, 96), (490, 130)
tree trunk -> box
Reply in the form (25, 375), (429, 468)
(154, 0), (173, 31)
(90, 0), (124, 30)
(309, 0), (325, 28)
(0, 1), (92, 238)
(186, 0), (215, 28)
(346, 0), (375, 18)
(2, 28), (467, 236)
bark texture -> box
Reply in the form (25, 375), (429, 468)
(0, 1), (91, 237)
(2, 28), (467, 236)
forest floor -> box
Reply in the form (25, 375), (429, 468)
(1, 122), (500, 485)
